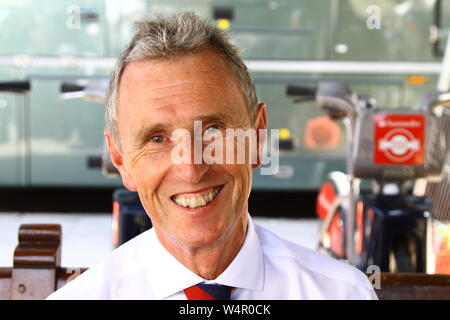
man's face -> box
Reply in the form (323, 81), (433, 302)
(107, 47), (267, 249)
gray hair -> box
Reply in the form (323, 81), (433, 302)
(105, 11), (259, 149)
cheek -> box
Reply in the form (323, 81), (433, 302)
(128, 151), (171, 204)
(226, 164), (253, 198)
(128, 146), (171, 169)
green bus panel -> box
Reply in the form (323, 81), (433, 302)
(0, 91), (26, 186)
(330, 0), (448, 62)
(105, 0), (329, 60)
(0, 0), (106, 57)
(28, 78), (118, 186)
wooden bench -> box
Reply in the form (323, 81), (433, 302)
(0, 224), (450, 300)
(374, 272), (450, 300)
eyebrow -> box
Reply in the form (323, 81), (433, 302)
(198, 111), (238, 125)
(134, 123), (172, 146)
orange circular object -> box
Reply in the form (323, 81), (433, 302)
(304, 116), (341, 149)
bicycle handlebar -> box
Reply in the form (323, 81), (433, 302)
(0, 80), (31, 93)
(59, 79), (107, 103)
(60, 83), (86, 93)
(287, 82), (361, 122)
(419, 90), (450, 117)
(286, 85), (317, 98)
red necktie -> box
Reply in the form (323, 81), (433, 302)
(184, 283), (233, 300)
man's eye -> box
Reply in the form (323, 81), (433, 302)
(149, 136), (164, 143)
(204, 125), (222, 134)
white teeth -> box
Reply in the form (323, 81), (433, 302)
(198, 197), (206, 206)
(190, 197), (198, 208)
(172, 186), (222, 209)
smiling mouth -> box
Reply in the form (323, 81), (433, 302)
(171, 185), (224, 209)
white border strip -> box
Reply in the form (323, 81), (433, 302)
(0, 56), (443, 74)
(246, 60), (443, 74)
(0, 56), (116, 69)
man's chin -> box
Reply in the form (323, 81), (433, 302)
(177, 228), (227, 248)
(172, 223), (228, 248)
(153, 220), (222, 247)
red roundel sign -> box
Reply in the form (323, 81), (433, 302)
(374, 114), (425, 165)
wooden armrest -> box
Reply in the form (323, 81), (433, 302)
(14, 224), (61, 269)
(10, 224), (62, 300)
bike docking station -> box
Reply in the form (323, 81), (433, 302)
(286, 32), (450, 279)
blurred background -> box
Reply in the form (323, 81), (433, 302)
(0, 0), (449, 273)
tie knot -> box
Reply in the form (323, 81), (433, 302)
(184, 283), (233, 300)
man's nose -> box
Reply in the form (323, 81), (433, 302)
(174, 162), (210, 184)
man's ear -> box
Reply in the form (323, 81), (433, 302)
(104, 130), (137, 191)
(252, 102), (268, 169)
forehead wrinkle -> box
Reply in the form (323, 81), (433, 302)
(144, 82), (240, 114)
(146, 81), (227, 103)
(146, 78), (214, 91)
(148, 95), (224, 112)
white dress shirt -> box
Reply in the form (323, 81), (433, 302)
(47, 215), (378, 300)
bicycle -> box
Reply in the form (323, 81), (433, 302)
(286, 80), (449, 273)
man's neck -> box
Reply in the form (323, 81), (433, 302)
(155, 215), (248, 280)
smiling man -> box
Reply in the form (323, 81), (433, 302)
(47, 12), (377, 300)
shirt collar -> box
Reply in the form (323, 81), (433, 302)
(144, 214), (264, 299)
(214, 215), (264, 291)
